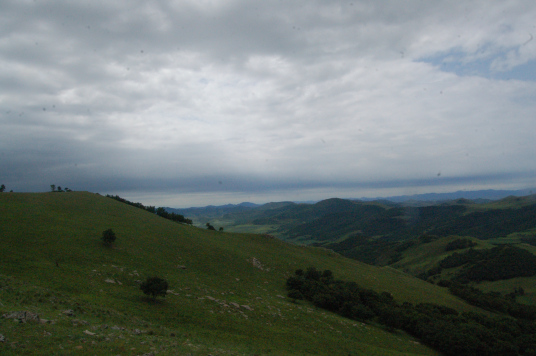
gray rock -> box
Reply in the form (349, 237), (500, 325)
(2, 311), (40, 323)
(0, 334), (5, 342)
(62, 309), (74, 317)
(252, 257), (264, 270)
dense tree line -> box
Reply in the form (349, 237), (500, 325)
(442, 282), (536, 321)
(521, 236), (536, 246)
(106, 195), (192, 225)
(286, 267), (536, 356)
(319, 233), (440, 266)
(429, 204), (536, 239)
(155, 207), (193, 224)
(106, 194), (157, 213)
(445, 237), (477, 251)
(438, 245), (536, 282)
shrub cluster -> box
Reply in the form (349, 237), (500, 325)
(286, 267), (536, 356)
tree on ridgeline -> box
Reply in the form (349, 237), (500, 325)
(206, 223), (216, 231)
(0, 184), (5, 192)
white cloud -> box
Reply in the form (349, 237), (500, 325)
(1, 0), (536, 205)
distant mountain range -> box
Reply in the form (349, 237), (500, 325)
(167, 188), (536, 214)
(357, 188), (536, 203)
(166, 201), (261, 219)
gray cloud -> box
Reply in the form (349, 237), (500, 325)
(1, 0), (536, 206)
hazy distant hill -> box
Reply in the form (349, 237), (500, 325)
(169, 188), (536, 228)
(358, 188), (536, 203)
(165, 201), (260, 220)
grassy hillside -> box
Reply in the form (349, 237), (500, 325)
(0, 192), (492, 355)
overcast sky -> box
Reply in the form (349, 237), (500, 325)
(1, 0), (535, 207)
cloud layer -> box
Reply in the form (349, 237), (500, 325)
(1, 0), (535, 206)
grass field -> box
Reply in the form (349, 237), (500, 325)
(0, 192), (490, 355)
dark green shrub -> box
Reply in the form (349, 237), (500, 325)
(140, 276), (168, 301)
(287, 289), (304, 300)
(101, 228), (116, 246)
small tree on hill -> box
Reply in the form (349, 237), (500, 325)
(101, 228), (116, 246)
(140, 276), (168, 301)
(206, 223), (216, 230)
(0, 184), (5, 192)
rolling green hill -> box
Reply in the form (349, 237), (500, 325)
(196, 195), (536, 247)
(1, 192), (487, 355)
(185, 194), (536, 310)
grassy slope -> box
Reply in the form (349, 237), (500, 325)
(0, 193), (487, 355)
